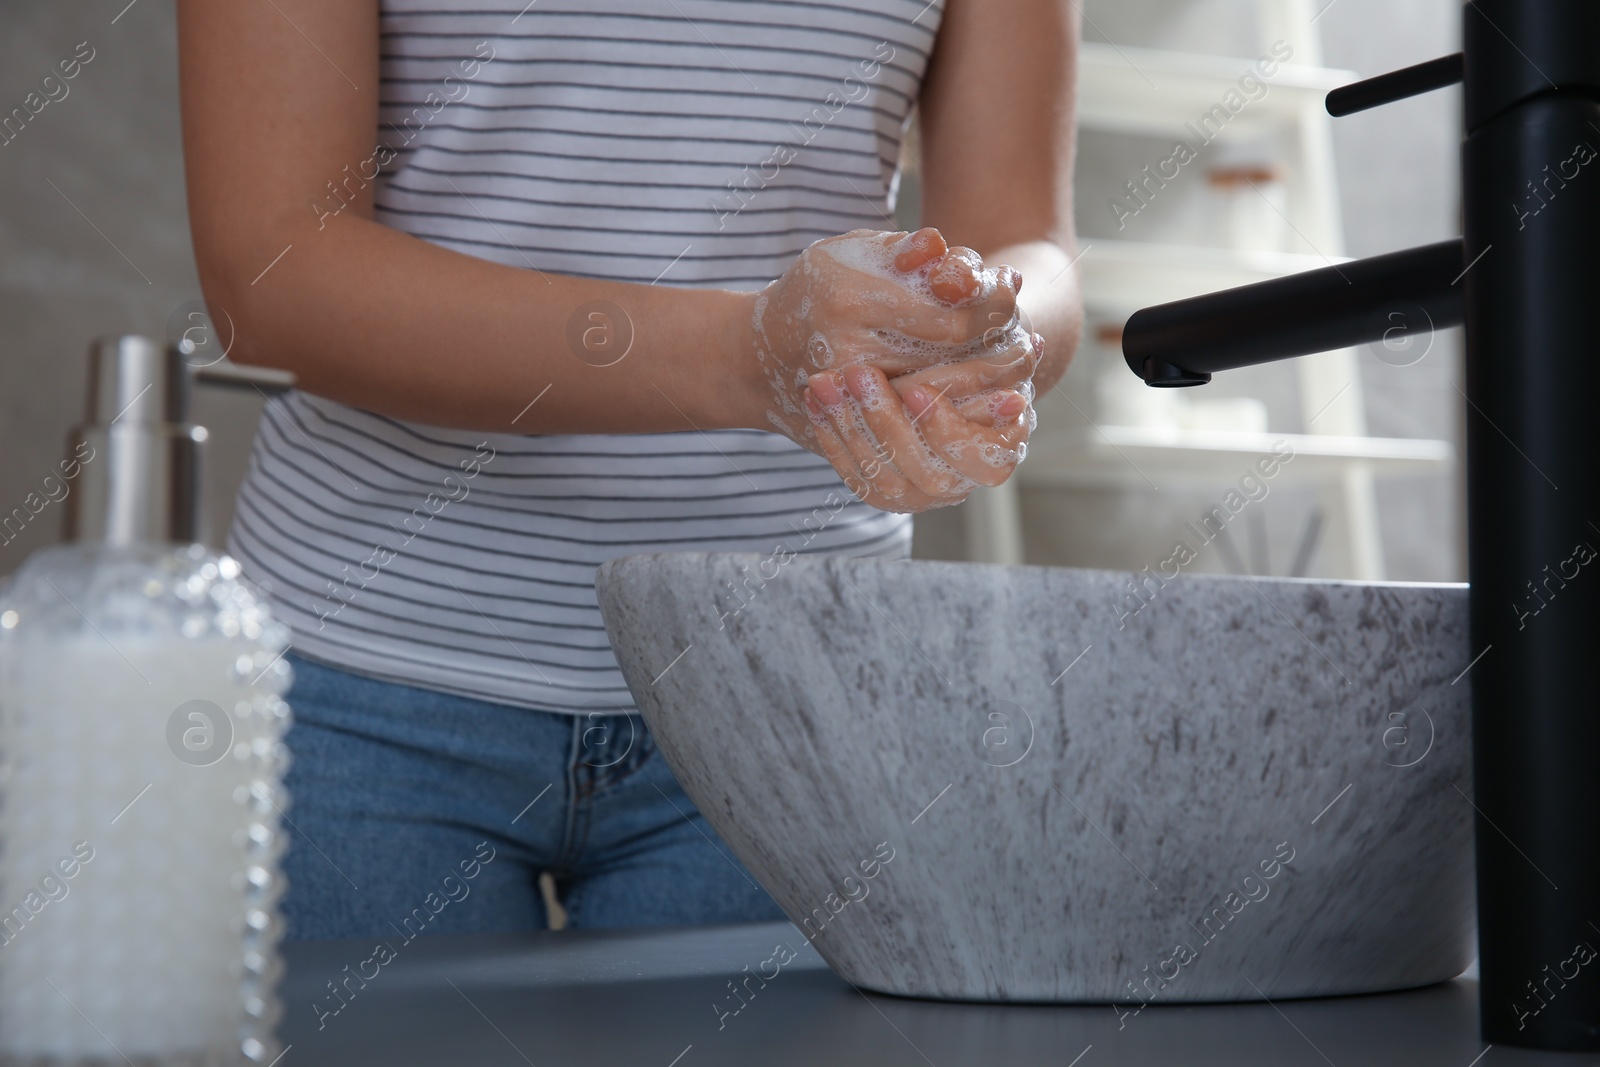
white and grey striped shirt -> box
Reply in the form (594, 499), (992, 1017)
(229, 0), (939, 713)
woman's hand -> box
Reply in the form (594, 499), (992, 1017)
(804, 366), (1034, 513)
(746, 227), (1042, 511)
(752, 228), (1039, 448)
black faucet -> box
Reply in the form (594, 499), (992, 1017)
(1120, 1), (1600, 1051)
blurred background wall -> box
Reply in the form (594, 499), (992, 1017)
(0, 0), (1463, 582)
(0, 0), (261, 569)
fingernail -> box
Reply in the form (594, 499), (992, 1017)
(905, 386), (932, 416)
(809, 373), (845, 407)
(804, 390), (825, 418)
(842, 365), (869, 400)
(995, 393), (1026, 419)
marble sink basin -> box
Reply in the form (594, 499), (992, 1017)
(595, 553), (1475, 1003)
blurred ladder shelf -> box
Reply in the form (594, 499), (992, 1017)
(1075, 40), (1349, 134)
(1083, 240), (1344, 306)
(1023, 426), (1452, 491)
(963, 18), (1456, 580)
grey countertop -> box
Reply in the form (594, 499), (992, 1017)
(279, 922), (1600, 1066)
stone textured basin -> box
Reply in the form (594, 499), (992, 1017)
(595, 553), (1475, 1004)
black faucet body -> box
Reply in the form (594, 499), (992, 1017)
(1121, 1), (1600, 1050)
(1463, 3), (1600, 1051)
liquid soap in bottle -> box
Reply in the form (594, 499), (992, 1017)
(0, 336), (293, 1065)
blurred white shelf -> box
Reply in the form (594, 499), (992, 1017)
(962, 8), (1415, 578)
(1077, 42), (1354, 139)
(1020, 426), (1454, 491)
(1080, 239), (1348, 315)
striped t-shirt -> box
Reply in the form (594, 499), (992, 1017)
(229, 0), (940, 713)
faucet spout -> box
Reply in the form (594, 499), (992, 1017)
(1121, 239), (1464, 385)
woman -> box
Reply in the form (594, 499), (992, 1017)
(177, 0), (1081, 939)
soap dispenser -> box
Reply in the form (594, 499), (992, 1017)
(0, 336), (293, 1065)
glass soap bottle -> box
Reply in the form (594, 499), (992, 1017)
(0, 335), (293, 1065)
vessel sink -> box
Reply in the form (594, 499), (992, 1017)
(595, 554), (1475, 1003)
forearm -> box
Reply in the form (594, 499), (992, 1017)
(197, 209), (765, 435)
(979, 238), (1083, 394)
(914, 0), (1080, 395)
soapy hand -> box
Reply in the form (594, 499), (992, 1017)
(806, 364), (1034, 512)
(753, 228), (1040, 513)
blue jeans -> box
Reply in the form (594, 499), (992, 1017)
(278, 653), (784, 940)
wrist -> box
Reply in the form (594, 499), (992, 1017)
(709, 287), (767, 430)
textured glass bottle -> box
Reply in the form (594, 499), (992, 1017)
(0, 337), (293, 1065)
